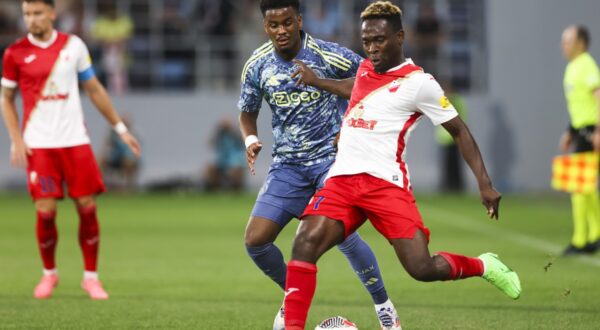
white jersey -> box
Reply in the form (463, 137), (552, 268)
(328, 59), (459, 189)
(1, 30), (95, 148)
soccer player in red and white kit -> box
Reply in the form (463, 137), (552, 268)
(283, 2), (521, 328)
(1, 0), (140, 300)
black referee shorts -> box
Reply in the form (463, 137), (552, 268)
(570, 125), (596, 153)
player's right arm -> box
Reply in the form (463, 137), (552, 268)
(1, 86), (31, 168)
(291, 59), (355, 99)
(238, 54), (265, 175)
(239, 111), (262, 175)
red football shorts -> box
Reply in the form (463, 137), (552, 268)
(27, 144), (105, 200)
(302, 173), (430, 241)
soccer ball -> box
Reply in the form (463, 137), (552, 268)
(314, 316), (358, 330)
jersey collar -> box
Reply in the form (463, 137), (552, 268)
(386, 58), (415, 72)
(27, 29), (58, 49)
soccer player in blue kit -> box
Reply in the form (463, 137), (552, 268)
(238, 1), (400, 329)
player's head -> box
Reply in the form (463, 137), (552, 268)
(22, 0), (56, 38)
(360, 1), (404, 73)
(561, 25), (590, 60)
(260, 0), (303, 55)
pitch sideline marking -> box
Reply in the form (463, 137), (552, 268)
(422, 204), (600, 268)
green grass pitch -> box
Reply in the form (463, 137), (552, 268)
(1, 192), (599, 329)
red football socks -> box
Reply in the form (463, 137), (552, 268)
(284, 260), (318, 329)
(437, 252), (484, 280)
(36, 210), (58, 270)
(77, 205), (100, 272)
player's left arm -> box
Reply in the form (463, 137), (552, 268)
(417, 77), (500, 219)
(81, 77), (140, 158)
(442, 117), (501, 219)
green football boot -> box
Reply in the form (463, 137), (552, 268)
(479, 253), (521, 300)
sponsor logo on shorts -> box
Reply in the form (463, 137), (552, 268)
(30, 171), (38, 184)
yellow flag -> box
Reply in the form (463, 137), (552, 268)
(552, 152), (599, 193)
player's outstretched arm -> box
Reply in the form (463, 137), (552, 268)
(442, 116), (501, 219)
(291, 60), (355, 99)
(1, 86), (31, 168)
(82, 77), (141, 158)
(239, 111), (262, 175)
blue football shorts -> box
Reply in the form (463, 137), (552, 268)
(251, 158), (334, 227)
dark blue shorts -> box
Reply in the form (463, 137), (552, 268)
(251, 159), (334, 227)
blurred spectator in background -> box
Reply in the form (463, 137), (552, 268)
(100, 114), (140, 192)
(559, 25), (600, 255)
(159, 0), (195, 89)
(196, 0), (237, 88)
(435, 80), (467, 192)
(91, 2), (133, 95)
(302, 0), (341, 42)
(56, 0), (85, 36)
(412, 1), (444, 76)
(0, 3), (19, 56)
(203, 118), (245, 192)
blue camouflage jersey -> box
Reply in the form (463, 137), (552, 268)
(238, 31), (363, 166)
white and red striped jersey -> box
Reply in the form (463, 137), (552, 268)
(327, 59), (459, 189)
(1, 30), (95, 148)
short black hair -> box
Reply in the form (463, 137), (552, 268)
(361, 1), (403, 32)
(576, 25), (590, 48)
(23, 0), (54, 7)
(260, 0), (300, 16)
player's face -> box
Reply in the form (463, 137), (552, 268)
(561, 27), (580, 60)
(361, 19), (404, 73)
(22, 1), (56, 37)
(263, 7), (303, 54)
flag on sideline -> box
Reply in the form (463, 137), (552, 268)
(552, 152), (599, 193)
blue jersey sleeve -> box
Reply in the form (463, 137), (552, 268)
(321, 42), (363, 79)
(238, 61), (263, 113)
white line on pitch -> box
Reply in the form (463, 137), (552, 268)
(421, 204), (600, 268)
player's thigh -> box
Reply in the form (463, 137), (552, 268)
(302, 176), (367, 239)
(252, 163), (314, 225)
(360, 175), (430, 241)
(61, 145), (106, 199)
(27, 148), (65, 200)
(292, 215), (346, 263)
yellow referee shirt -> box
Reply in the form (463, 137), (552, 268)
(564, 52), (600, 129)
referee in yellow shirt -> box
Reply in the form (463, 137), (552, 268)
(559, 25), (600, 255)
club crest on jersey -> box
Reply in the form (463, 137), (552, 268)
(440, 95), (452, 109)
(388, 79), (401, 93)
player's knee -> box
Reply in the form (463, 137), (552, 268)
(75, 196), (96, 209)
(35, 199), (57, 213)
(291, 228), (325, 262)
(244, 226), (273, 247)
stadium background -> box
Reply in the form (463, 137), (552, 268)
(0, 0), (599, 191)
(1, 1), (600, 329)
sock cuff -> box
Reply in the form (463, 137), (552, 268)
(436, 252), (458, 278)
(245, 242), (274, 254)
(288, 260), (317, 273)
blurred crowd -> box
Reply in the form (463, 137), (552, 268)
(0, 0), (483, 93)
